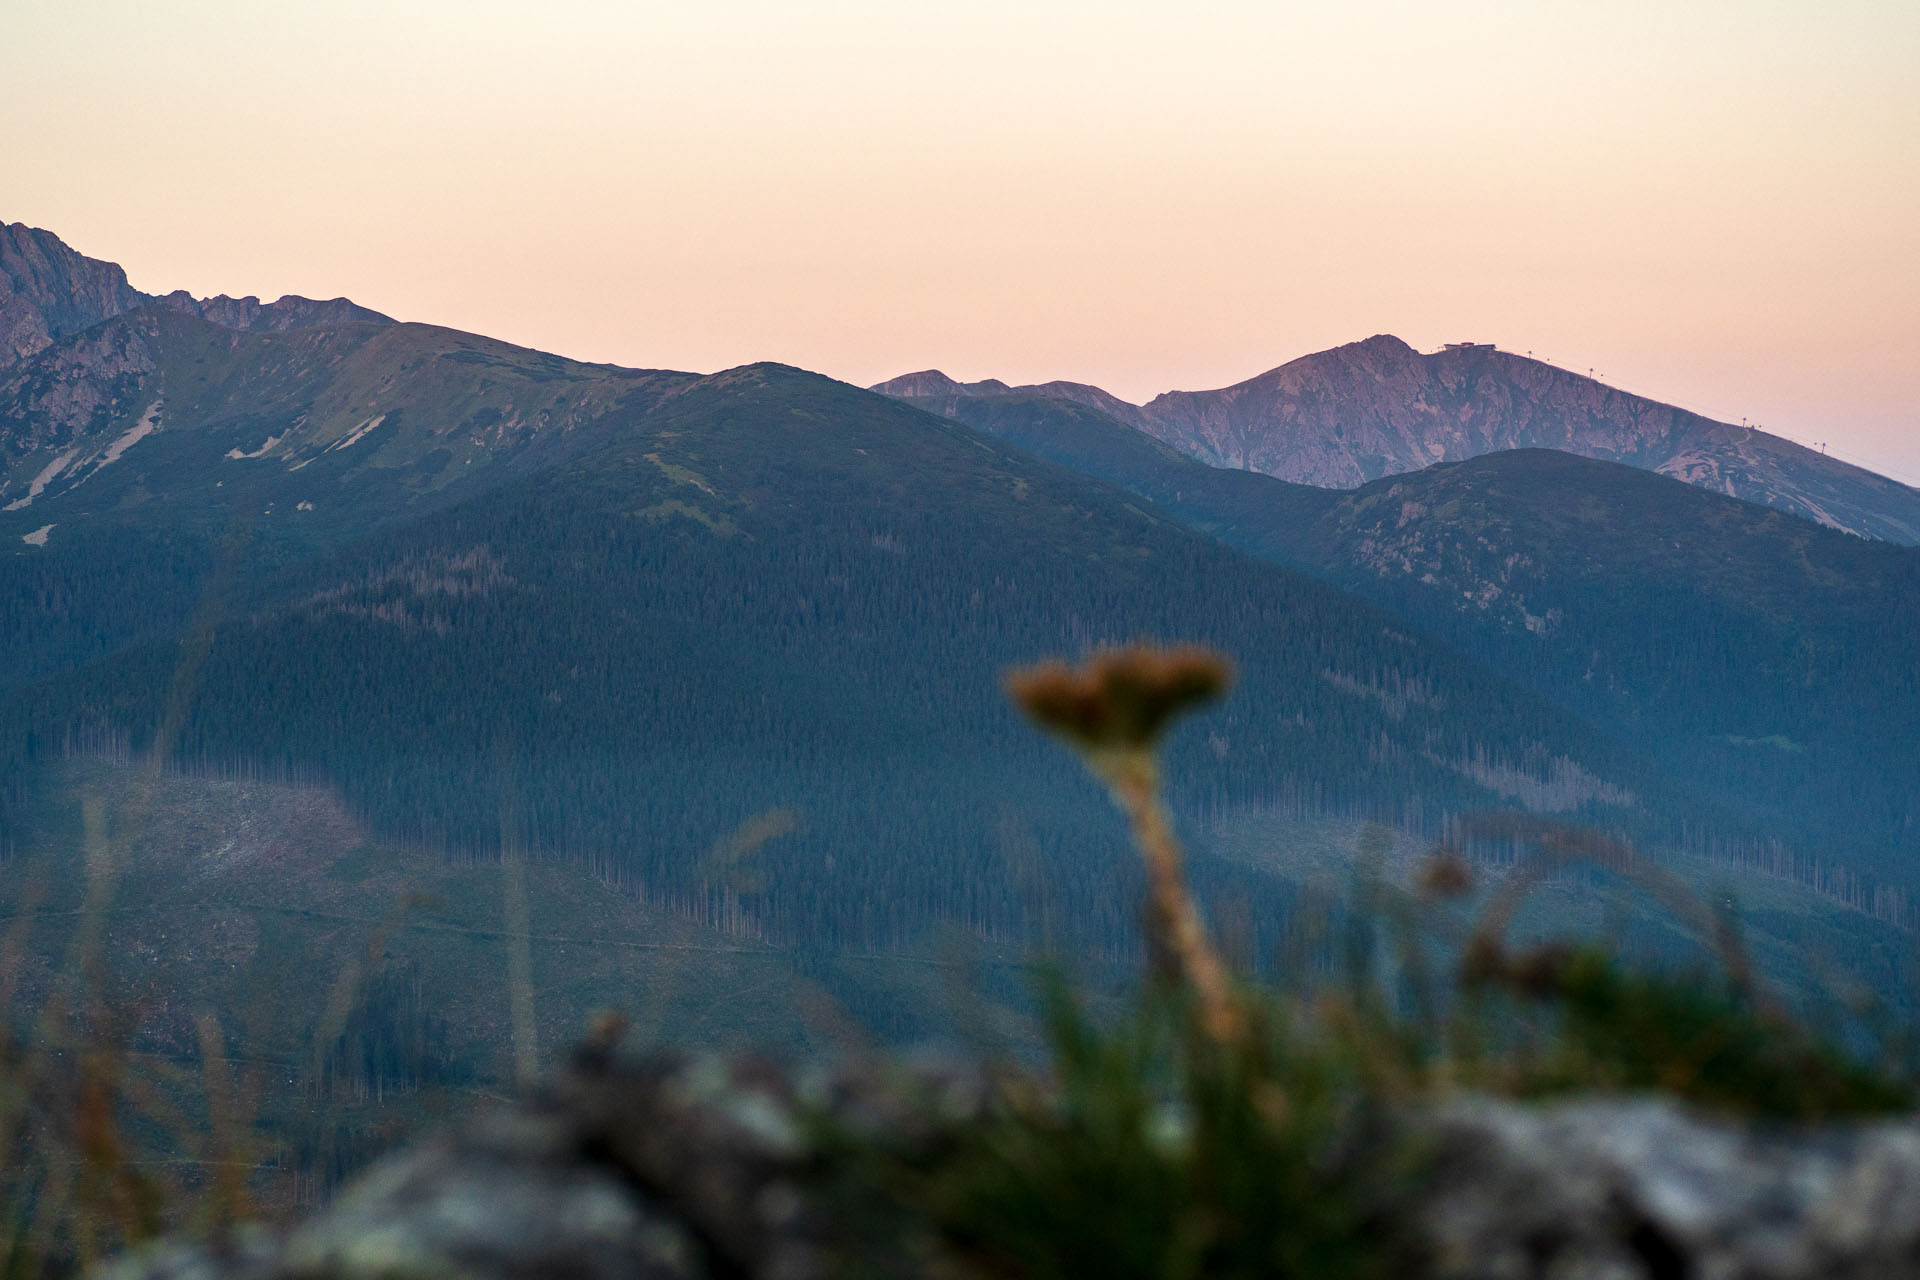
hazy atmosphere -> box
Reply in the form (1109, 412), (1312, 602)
(8, 3), (1920, 1273)
(6, 0), (1916, 479)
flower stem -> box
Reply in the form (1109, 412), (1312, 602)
(1100, 749), (1242, 1044)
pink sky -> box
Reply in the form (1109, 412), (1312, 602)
(5, 0), (1917, 482)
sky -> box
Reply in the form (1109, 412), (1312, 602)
(5, 0), (1918, 482)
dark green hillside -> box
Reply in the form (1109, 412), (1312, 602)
(0, 308), (695, 688)
(0, 305), (698, 541)
(0, 306), (689, 509)
(1280, 450), (1920, 876)
(5, 367), (1648, 953)
(891, 390), (1343, 545)
(2, 519), (219, 693)
(900, 389), (1920, 882)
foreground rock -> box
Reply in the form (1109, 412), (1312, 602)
(1421, 1098), (1920, 1279)
(101, 1045), (1920, 1279)
(101, 1044), (964, 1280)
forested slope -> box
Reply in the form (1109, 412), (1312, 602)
(0, 307), (695, 689)
(4, 366), (1655, 953)
(899, 389), (1920, 882)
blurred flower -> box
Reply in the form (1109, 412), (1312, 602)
(1005, 646), (1233, 753)
(1005, 644), (1243, 1043)
(1415, 851), (1475, 900)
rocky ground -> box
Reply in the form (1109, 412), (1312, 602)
(98, 1038), (1920, 1280)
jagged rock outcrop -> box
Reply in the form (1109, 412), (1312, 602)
(1420, 1097), (1920, 1279)
(0, 223), (148, 364)
(97, 1048), (1920, 1280)
(0, 222), (392, 373)
(151, 289), (392, 333)
(0, 314), (159, 472)
(100, 1048), (972, 1280)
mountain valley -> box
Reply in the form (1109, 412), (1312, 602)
(4, 219), (1917, 1062)
(891, 385), (1920, 891)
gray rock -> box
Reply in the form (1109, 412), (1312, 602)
(275, 1105), (706, 1280)
(1, 223), (393, 371)
(1418, 1096), (1920, 1278)
(99, 1047), (911, 1280)
(96, 1056), (1920, 1280)
(0, 223), (147, 364)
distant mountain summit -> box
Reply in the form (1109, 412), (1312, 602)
(0, 222), (391, 366)
(872, 370), (1159, 432)
(0, 223), (148, 362)
(150, 288), (392, 333)
(1, 219), (1914, 1001)
(878, 337), (1920, 544)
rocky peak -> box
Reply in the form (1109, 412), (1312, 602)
(0, 223), (148, 364)
(872, 334), (1920, 544)
(1249, 331), (1425, 385)
(868, 369), (1008, 398)
(0, 222), (394, 372)
(870, 370), (1158, 431)
(152, 289), (393, 332)
(1131, 337), (1920, 541)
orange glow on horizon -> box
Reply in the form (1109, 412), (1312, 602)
(5, 0), (1917, 482)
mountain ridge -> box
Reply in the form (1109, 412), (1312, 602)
(1, 220), (1913, 1014)
(3, 360), (1668, 955)
(6, 221), (1913, 869)
(893, 385), (1920, 877)
(0, 222), (393, 367)
(16, 220), (1912, 545)
(872, 369), (1161, 431)
(0, 303), (687, 527)
(876, 336), (1920, 544)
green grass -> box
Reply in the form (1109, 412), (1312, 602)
(826, 978), (1414, 1280)
(827, 894), (1914, 1280)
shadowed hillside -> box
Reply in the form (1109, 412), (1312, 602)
(5, 365), (1659, 959)
(894, 387), (1920, 889)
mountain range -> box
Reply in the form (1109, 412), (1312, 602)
(2, 225), (1664, 940)
(882, 386), (1920, 880)
(1, 221), (390, 364)
(874, 337), (1920, 544)
(3, 220), (1917, 1038)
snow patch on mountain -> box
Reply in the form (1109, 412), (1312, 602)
(328, 414), (386, 452)
(95, 400), (161, 469)
(226, 432), (285, 460)
(3, 447), (78, 510)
